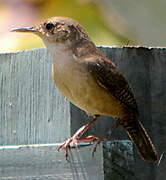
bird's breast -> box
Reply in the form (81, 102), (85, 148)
(52, 57), (91, 102)
(52, 56), (126, 117)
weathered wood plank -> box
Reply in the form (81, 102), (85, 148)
(103, 140), (135, 180)
(100, 47), (166, 180)
(0, 140), (134, 180)
(0, 49), (70, 145)
(0, 47), (166, 179)
(0, 143), (104, 180)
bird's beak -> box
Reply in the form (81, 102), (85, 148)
(11, 26), (37, 33)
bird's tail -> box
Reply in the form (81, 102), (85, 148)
(122, 114), (158, 162)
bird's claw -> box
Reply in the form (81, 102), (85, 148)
(92, 138), (102, 157)
(57, 135), (100, 161)
(57, 137), (77, 161)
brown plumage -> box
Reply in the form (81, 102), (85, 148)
(122, 114), (157, 161)
(85, 53), (157, 161)
(12, 16), (158, 161)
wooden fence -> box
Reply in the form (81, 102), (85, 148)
(0, 47), (165, 179)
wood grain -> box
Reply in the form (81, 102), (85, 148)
(0, 47), (165, 179)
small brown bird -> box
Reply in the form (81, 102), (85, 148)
(12, 17), (158, 161)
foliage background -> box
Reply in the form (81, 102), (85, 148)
(1, 0), (166, 52)
(0, 0), (130, 53)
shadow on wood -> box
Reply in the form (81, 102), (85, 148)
(0, 47), (165, 179)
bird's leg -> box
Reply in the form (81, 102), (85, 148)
(106, 117), (123, 139)
(58, 115), (100, 159)
(92, 117), (123, 155)
(91, 137), (103, 157)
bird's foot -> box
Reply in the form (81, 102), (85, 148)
(58, 115), (100, 160)
(57, 137), (76, 161)
(58, 135), (100, 160)
(91, 137), (103, 156)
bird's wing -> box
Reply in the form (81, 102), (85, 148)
(86, 57), (139, 115)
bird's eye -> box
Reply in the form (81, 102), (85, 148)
(45, 23), (54, 30)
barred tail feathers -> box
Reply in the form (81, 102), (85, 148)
(122, 115), (158, 162)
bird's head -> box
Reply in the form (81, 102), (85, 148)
(11, 17), (89, 45)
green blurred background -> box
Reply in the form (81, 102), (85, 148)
(0, 0), (131, 53)
(1, 0), (166, 53)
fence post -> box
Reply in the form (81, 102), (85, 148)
(0, 47), (165, 179)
